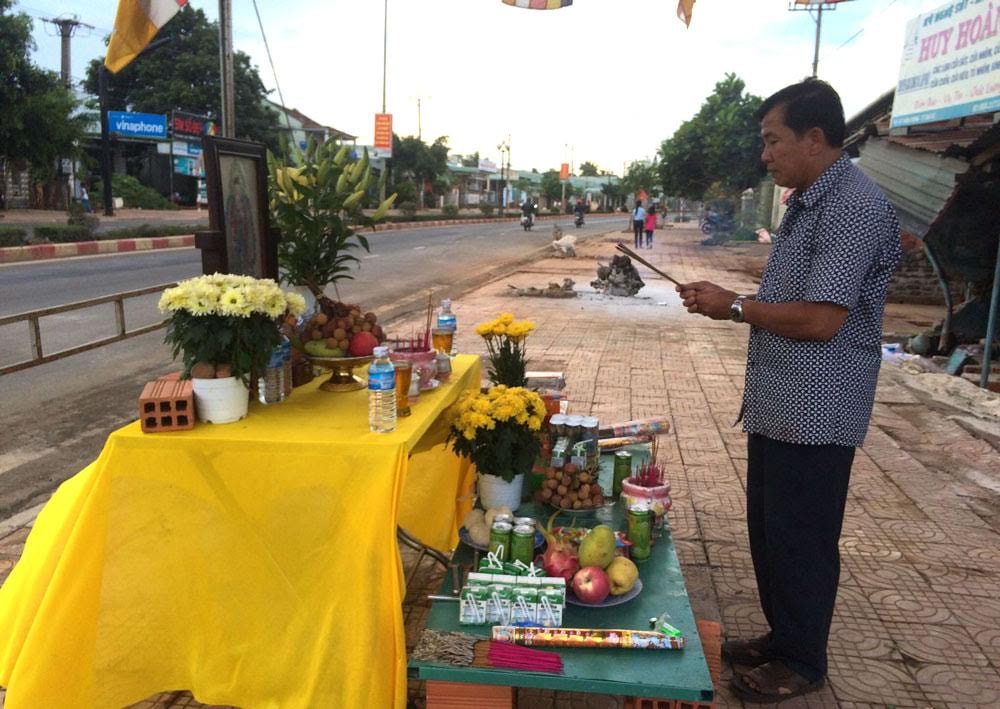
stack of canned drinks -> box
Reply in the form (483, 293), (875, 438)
(489, 514), (537, 566)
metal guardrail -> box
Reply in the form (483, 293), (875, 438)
(0, 282), (176, 376)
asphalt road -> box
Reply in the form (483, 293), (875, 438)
(0, 215), (620, 518)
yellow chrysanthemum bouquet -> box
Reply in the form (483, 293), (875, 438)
(159, 273), (306, 385)
(476, 313), (536, 388)
(447, 385), (547, 483)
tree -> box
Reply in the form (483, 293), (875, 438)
(83, 5), (282, 155)
(388, 134), (450, 209)
(578, 161), (600, 177)
(460, 152), (480, 168)
(0, 0), (87, 196)
(622, 160), (660, 200)
(658, 73), (765, 201)
(540, 170), (562, 205)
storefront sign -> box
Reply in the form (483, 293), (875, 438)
(374, 113), (393, 157)
(478, 158), (497, 171)
(108, 111), (167, 140)
(559, 163), (569, 180)
(172, 111), (213, 137)
(891, 0), (1000, 128)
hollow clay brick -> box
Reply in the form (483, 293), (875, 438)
(139, 378), (194, 433)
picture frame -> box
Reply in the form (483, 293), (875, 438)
(197, 136), (278, 280)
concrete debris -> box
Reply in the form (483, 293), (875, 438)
(507, 278), (576, 298)
(591, 254), (645, 296)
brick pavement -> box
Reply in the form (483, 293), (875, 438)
(2, 224), (999, 708)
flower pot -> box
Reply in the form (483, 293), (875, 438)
(621, 479), (672, 530)
(477, 472), (525, 511)
(191, 377), (249, 424)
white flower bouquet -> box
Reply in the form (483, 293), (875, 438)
(159, 273), (306, 385)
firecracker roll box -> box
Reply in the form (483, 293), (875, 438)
(459, 572), (566, 627)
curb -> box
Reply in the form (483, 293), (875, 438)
(0, 234), (195, 264)
(0, 215), (619, 264)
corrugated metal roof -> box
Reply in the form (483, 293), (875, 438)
(857, 136), (969, 238)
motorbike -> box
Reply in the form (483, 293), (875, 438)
(520, 211), (535, 231)
(699, 212), (733, 235)
(574, 212), (585, 228)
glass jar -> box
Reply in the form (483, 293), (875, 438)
(565, 414), (583, 444)
(582, 415), (600, 453)
(548, 413), (567, 438)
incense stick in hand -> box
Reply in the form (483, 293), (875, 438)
(615, 242), (683, 287)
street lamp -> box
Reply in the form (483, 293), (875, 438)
(497, 137), (510, 217)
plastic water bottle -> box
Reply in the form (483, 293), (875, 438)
(436, 298), (457, 333)
(368, 346), (396, 433)
(258, 346), (286, 405)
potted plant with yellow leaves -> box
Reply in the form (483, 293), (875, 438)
(476, 313), (536, 387)
(447, 385), (547, 509)
(159, 274), (306, 423)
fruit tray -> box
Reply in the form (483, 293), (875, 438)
(566, 578), (643, 608)
(307, 355), (374, 393)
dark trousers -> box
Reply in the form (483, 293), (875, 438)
(746, 433), (854, 681)
(633, 220), (644, 247)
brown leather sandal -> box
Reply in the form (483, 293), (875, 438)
(721, 633), (772, 667)
(730, 660), (825, 703)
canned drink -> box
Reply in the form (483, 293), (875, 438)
(492, 513), (514, 526)
(512, 516), (535, 528)
(627, 503), (652, 561)
(489, 521), (513, 561)
(613, 451), (633, 497)
(510, 524), (535, 566)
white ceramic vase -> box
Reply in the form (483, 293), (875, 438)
(191, 376), (249, 424)
(477, 472), (525, 511)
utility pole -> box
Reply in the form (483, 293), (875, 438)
(43, 16), (94, 87)
(787, 1), (853, 79)
(218, 0), (236, 137)
(44, 16), (93, 209)
(417, 98), (421, 140)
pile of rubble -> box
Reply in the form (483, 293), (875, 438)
(591, 255), (645, 296)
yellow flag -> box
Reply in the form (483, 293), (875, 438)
(105, 0), (187, 73)
(677, 0), (695, 27)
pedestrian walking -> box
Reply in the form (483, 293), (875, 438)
(644, 204), (656, 248)
(632, 200), (645, 248)
(80, 185), (91, 213)
(676, 78), (902, 703)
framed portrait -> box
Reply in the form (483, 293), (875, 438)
(199, 136), (277, 280)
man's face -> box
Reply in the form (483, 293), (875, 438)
(759, 105), (810, 190)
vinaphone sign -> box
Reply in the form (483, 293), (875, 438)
(891, 0), (1000, 128)
(107, 111), (168, 140)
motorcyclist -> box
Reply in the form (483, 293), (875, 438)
(573, 198), (586, 225)
(521, 198), (535, 227)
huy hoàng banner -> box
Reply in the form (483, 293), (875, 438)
(891, 0), (1000, 128)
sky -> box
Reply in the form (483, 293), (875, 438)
(19, 0), (947, 175)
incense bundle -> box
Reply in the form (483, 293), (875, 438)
(472, 640), (563, 673)
(615, 242), (682, 286)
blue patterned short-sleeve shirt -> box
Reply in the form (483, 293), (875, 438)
(742, 154), (902, 447)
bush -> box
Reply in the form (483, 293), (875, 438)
(397, 201), (418, 218)
(547, 206), (560, 215)
(67, 202), (100, 235)
(479, 203), (494, 216)
(0, 226), (28, 247)
(35, 225), (93, 243)
(441, 204), (459, 218)
(97, 223), (205, 240)
(92, 174), (177, 210)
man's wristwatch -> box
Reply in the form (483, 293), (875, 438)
(730, 295), (747, 323)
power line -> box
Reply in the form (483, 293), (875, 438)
(250, 0), (294, 149)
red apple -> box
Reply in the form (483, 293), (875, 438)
(571, 566), (611, 604)
(348, 330), (379, 357)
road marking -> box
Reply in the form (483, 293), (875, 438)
(412, 246), (426, 250)
(0, 449), (47, 478)
(363, 253), (381, 259)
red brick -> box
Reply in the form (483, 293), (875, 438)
(139, 378), (194, 433)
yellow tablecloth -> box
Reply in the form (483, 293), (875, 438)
(0, 355), (480, 709)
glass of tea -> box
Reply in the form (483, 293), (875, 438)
(393, 360), (412, 416)
(431, 328), (454, 355)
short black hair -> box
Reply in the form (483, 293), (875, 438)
(756, 78), (845, 148)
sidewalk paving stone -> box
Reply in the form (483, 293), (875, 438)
(3, 224), (1000, 708)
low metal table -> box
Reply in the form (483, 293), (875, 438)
(408, 500), (715, 707)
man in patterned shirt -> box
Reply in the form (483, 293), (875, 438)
(677, 79), (902, 702)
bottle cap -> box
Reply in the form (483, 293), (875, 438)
(582, 416), (599, 428)
(441, 298), (451, 308)
(373, 346), (388, 358)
